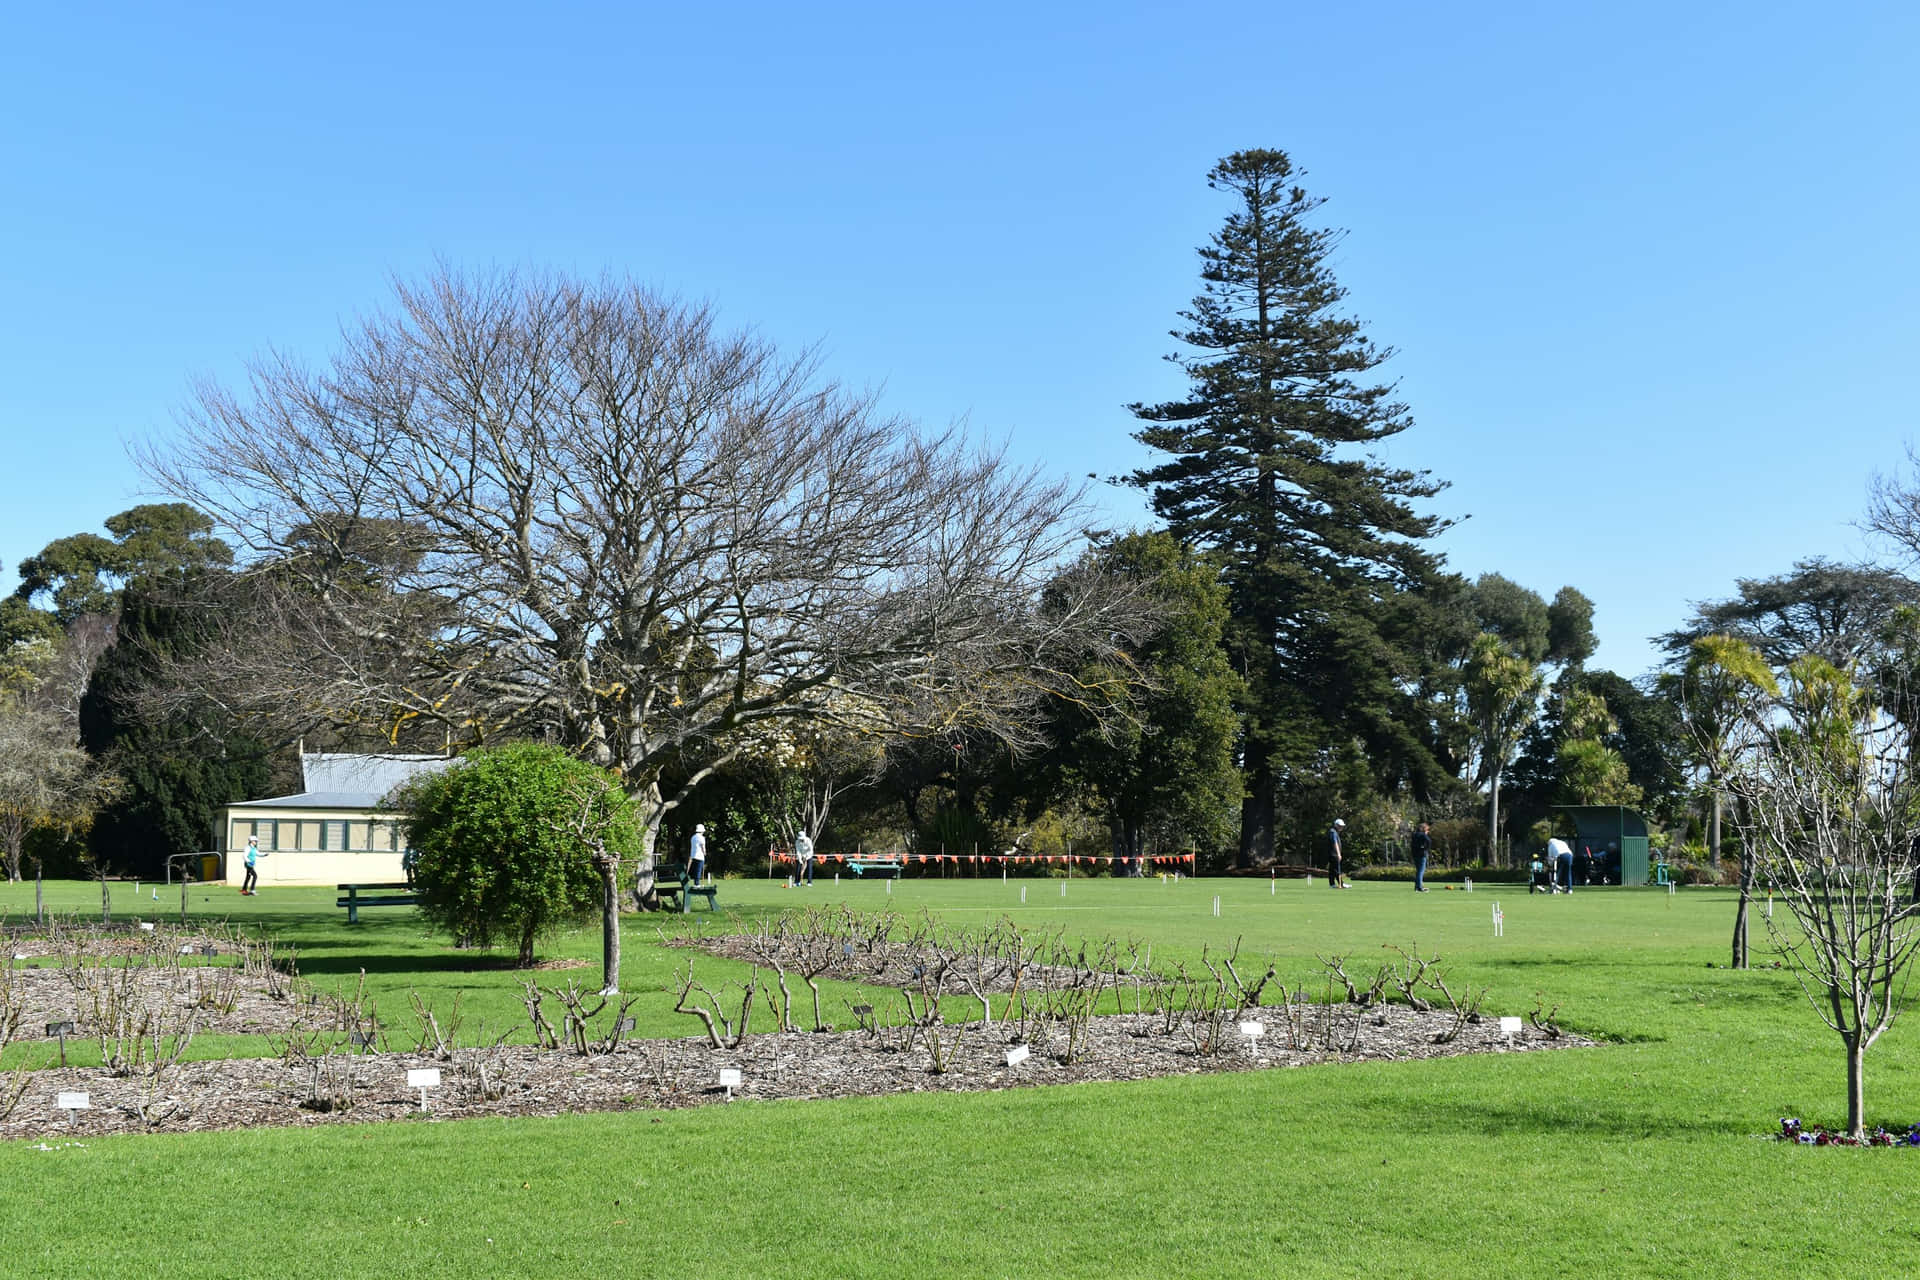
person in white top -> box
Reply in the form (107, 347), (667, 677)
(689, 824), (708, 885)
(795, 829), (814, 886)
(1545, 836), (1574, 894)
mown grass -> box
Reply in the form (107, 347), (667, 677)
(0, 873), (1914, 1278)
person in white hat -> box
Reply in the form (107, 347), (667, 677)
(689, 824), (708, 886)
(1328, 818), (1350, 889)
(795, 826), (814, 886)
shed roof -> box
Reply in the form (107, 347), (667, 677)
(228, 753), (456, 812)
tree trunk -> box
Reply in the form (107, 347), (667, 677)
(627, 799), (663, 912)
(1238, 758), (1273, 868)
(1846, 1033), (1866, 1140)
(599, 856), (622, 994)
(1708, 787), (1722, 872)
(1118, 818), (1145, 877)
(517, 920), (537, 969)
(1487, 771), (1501, 868)
(2, 815), (23, 883)
(1731, 848), (1752, 969)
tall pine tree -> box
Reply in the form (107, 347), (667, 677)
(1130, 149), (1449, 865)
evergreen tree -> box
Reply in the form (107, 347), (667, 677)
(1130, 148), (1449, 864)
(79, 589), (272, 878)
(11, 504), (231, 626)
(1049, 532), (1243, 871)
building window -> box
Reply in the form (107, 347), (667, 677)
(322, 820), (349, 851)
(235, 819), (279, 851)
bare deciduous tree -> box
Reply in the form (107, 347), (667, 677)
(731, 707), (889, 854)
(1727, 655), (1920, 1139)
(0, 627), (124, 881)
(141, 267), (1140, 903)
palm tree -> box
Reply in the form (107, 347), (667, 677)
(1667, 635), (1778, 968)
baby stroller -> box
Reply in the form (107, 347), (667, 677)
(1529, 857), (1553, 894)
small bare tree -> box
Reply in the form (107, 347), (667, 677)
(1727, 654), (1920, 1139)
(548, 773), (639, 994)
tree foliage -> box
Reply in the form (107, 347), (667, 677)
(1662, 634), (1779, 967)
(1048, 532), (1243, 867)
(1546, 586), (1597, 669)
(143, 267), (1141, 904)
(1462, 631), (1543, 858)
(1549, 689), (1640, 807)
(397, 743), (636, 967)
(1660, 558), (1919, 669)
(0, 632), (123, 881)
(1726, 658), (1920, 1138)
(1574, 670), (1687, 819)
(78, 589), (272, 879)
(1128, 148), (1449, 864)
(10, 504), (231, 627)
(1468, 575), (1549, 664)
(1665, 634), (1779, 869)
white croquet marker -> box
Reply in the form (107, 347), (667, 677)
(407, 1067), (441, 1112)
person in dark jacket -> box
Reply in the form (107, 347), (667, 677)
(1411, 821), (1432, 892)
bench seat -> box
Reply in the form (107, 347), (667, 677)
(846, 859), (903, 879)
(654, 864), (719, 913)
(336, 882), (421, 924)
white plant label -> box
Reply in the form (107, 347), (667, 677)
(1499, 1016), (1522, 1040)
(406, 1068), (441, 1089)
(1005, 1044), (1031, 1067)
(1238, 1021), (1265, 1039)
(57, 1092), (90, 1111)
(717, 1068), (743, 1089)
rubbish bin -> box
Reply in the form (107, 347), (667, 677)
(200, 854), (222, 883)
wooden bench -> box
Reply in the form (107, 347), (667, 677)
(846, 857), (903, 879)
(654, 863), (718, 913)
(336, 882), (422, 924)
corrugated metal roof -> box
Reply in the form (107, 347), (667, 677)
(230, 754), (458, 811)
(302, 753), (455, 801)
(227, 792), (410, 811)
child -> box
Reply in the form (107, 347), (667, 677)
(241, 835), (265, 895)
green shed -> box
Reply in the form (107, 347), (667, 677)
(1553, 806), (1652, 886)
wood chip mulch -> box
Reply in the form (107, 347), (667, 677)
(0, 940), (1592, 1141)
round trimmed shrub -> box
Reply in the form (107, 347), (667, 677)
(396, 743), (638, 965)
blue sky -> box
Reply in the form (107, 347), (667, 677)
(3, 1), (1915, 677)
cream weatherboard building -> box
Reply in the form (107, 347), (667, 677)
(218, 753), (457, 887)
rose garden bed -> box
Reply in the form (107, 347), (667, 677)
(0, 916), (1595, 1139)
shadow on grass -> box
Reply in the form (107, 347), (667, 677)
(288, 948), (567, 978)
(1386, 1094), (1740, 1140)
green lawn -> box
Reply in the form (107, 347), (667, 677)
(0, 873), (1914, 1278)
